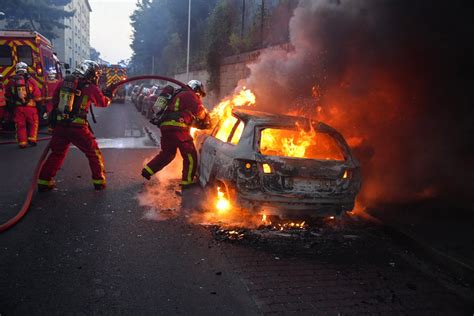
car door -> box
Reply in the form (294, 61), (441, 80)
(198, 115), (243, 186)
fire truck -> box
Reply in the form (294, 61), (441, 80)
(0, 30), (66, 125)
(100, 64), (127, 103)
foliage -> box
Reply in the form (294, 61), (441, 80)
(128, 0), (296, 91)
(0, 0), (75, 40)
(128, 0), (218, 77)
(205, 0), (237, 93)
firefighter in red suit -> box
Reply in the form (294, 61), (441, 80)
(38, 60), (112, 192)
(5, 62), (42, 148)
(0, 75), (7, 130)
(142, 80), (211, 189)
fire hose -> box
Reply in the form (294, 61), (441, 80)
(0, 75), (189, 233)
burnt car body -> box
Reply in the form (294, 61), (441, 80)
(196, 109), (361, 217)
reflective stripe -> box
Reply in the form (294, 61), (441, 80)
(144, 165), (154, 175)
(28, 137), (36, 141)
(181, 180), (194, 185)
(95, 149), (106, 181)
(160, 120), (188, 128)
(57, 116), (87, 124)
(38, 179), (53, 186)
(80, 95), (89, 110)
(72, 118), (87, 124)
(186, 153), (194, 184)
(174, 97), (180, 112)
(92, 179), (106, 185)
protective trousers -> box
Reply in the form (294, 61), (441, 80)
(14, 106), (38, 146)
(38, 125), (106, 186)
(144, 130), (198, 186)
(0, 107), (6, 124)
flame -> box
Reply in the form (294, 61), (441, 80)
(260, 123), (345, 160)
(215, 186), (231, 213)
(211, 87), (255, 120)
(190, 127), (197, 138)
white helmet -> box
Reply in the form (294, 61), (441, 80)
(187, 79), (206, 97)
(74, 60), (101, 82)
(48, 68), (57, 81)
(15, 62), (28, 74)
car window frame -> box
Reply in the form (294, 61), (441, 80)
(254, 124), (348, 161)
(212, 113), (244, 146)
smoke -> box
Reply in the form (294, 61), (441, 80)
(137, 155), (182, 221)
(239, 0), (474, 207)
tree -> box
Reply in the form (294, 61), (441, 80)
(0, 0), (74, 40)
(128, 0), (218, 76)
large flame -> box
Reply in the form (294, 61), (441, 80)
(260, 123), (345, 161)
(210, 87), (255, 125)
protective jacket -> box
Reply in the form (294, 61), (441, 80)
(0, 82), (6, 108)
(53, 75), (110, 125)
(5, 74), (41, 107)
(5, 75), (41, 146)
(0, 82), (6, 125)
(159, 90), (208, 136)
(38, 78), (110, 189)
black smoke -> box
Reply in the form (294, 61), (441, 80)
(241, 0), (474, 206)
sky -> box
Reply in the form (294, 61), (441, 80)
(89, 0), (136, 64)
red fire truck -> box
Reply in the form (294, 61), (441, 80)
(0, 30), (66, 124)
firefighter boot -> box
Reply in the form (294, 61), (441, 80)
(141, 168), (152, 180)
(38, 181), (56, 193)
(94, 183), (106, 191)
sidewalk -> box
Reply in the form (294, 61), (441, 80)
(365, 200), (474, 284)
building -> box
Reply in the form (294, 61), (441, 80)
(52, 0), (92, 68)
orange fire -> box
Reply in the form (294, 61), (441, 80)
(211, 87), (255, 120)
(260, 124), (345, 161)
(215, 186), (231, 213)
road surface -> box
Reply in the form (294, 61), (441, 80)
(0, 102), (472, 314)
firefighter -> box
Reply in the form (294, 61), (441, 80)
(5, 62), (42, 148)
(0, 75), (6, 130)
(142, 80), (211, 189)
(45, 69), (61, 114)
(37, 60), (112, 192)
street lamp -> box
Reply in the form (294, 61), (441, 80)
(186, 0), (191, 80)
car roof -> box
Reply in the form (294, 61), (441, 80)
(232, 108), (338, 133)
(233, 108), (308, 126)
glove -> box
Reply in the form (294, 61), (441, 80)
(193, 112), (212, 130)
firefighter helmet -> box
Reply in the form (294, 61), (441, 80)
(47, 69), (57, 81)
(15, 62), (28, 74)
(187, 80), (206, 97)
(74, 60), (101, 83)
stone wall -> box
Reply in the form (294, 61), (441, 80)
(174, 43), (292, 108)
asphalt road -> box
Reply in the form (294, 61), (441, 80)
(0, 102), (472, 315)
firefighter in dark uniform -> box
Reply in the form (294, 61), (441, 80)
(38, 60), (112, 192)
(142, 80), (211, 189)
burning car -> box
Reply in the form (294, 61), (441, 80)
(197, 108), (361, 218)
